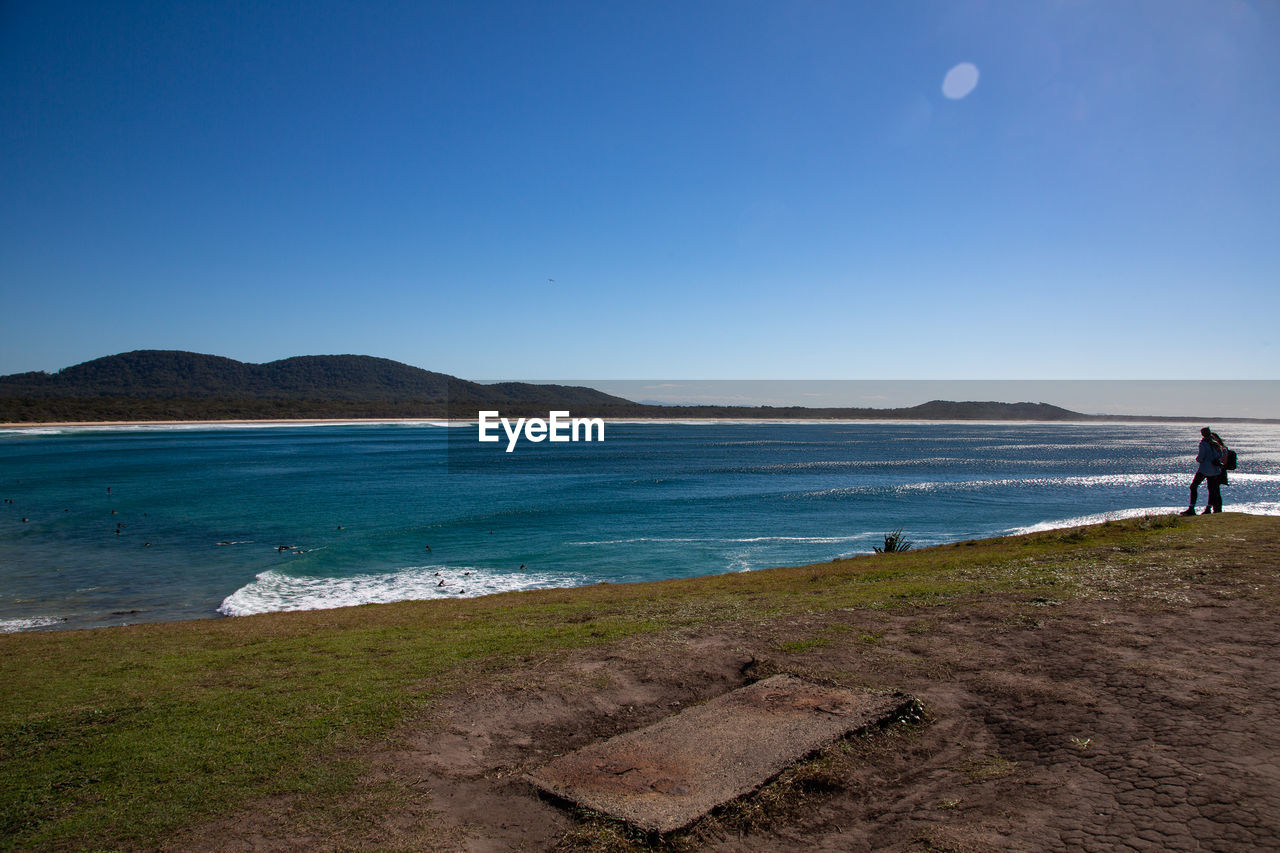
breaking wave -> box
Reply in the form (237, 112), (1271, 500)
(0, 616), (65, 633)
(566, 534), (871, 546)
(1007, 501), (1280, 535)
(217, 563), (590, 616)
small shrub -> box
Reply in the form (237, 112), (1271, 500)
(874, 528), (914, 554)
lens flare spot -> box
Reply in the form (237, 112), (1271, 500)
(942, 62), (980, 99)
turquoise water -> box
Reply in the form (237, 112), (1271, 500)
(2, 421), (1278, 632)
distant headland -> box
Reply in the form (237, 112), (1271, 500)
(0, 350), (1267, 424)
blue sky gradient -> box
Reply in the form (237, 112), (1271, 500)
(2, 1), (1278, 383)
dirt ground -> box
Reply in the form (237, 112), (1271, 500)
(179, 527), (1280, 853)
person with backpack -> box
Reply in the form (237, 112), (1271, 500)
(1180, 427), (1226, 516)
(1206, 430), (1237, 513)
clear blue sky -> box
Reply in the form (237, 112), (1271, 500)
(3, 0), (1278, 385)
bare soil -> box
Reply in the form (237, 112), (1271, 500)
(176, 523), (1280, 852)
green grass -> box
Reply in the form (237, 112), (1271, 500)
(1, 600), (659, 850)
(1, 512), (1273, 851)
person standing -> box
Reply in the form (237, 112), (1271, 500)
(1180, 427), (1223, 516)
(1205, 430), (1230, 514)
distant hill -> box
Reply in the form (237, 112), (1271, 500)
(0, 351), (630, 421)
(0, 350), (1100, 423)
(632, 400), (1089, 421)
(884, 400), (1082, 420)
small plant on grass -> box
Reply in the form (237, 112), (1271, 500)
(874, 528), (914, 554)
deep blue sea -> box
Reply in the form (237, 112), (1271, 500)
(2, 421), (1278, 632)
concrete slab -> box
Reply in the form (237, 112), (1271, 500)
(528, 674), (915, 833)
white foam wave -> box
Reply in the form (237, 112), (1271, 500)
(1227, 473), (1280, 483)
(1217, 501), (1280, 516)
(1006, 507), (1182, 534)
(973, 443), (1098, 451)
(566, 534), (871, 546)
(745, 458), (971, 472)
(0, 616), (64, 633)
(217, 564), (588, 617)
(902, 473), (1189, 491)
(1007, 502), (1280, 535)
(801, 473), (1194, 498)
(802, 471), (1280, 499)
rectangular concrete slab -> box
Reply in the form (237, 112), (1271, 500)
(528, 674), (914, 833)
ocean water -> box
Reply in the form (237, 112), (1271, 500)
(2, 421), (1278, 632)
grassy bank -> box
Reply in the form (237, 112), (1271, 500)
(3, 513), (1276, 851)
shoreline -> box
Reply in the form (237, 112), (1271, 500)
(10, 506), (1280, 636)
(5, 415), (1277, 430)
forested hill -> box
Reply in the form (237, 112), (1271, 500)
(0, 351), (630, 421)
(0, 350), (1099, 423)
(0, 351), (455, 400)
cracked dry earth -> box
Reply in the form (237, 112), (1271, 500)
(184, 538), (1280, 852)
